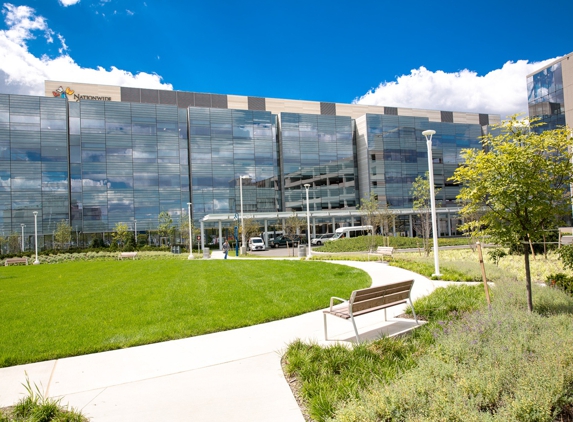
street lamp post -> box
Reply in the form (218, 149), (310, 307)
(240, 175), (248, 255)
(187, 202), (194, 259)
(134, 219), (137, 244)
(304, 184), (311, 258)
(422, 129), (441, 278)
(20, 224), (25, 252)
(33, 212), (39, 264)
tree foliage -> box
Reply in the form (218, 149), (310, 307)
(358, 192), (396, 250)
(451, 116), (573, 311)
(158, 212), (175, 244)
(410, 172), (441, 257)
(112, 222), (130, 249)
(240, 218), (260, 242)
(54, 220), (72, 250)
(284, 214), (305, 239)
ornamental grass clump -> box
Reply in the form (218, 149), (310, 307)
(331, 280), (573, 422)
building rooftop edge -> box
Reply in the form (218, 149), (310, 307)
(44, 80), (499, 119)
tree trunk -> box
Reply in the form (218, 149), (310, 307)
(523, 240), (533, 312)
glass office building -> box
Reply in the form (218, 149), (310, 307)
(527, 52), (573, 131)
(0, 81), (500, 247)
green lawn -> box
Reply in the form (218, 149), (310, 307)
(0, 260), (370, 368)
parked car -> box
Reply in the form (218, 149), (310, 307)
(248, 237), (266, 251)
(269, 235), (301, 248)
(311, 233), (334, 246)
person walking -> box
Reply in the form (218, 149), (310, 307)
(222, 240), (230, 259)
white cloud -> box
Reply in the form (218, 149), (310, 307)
(126, 9), (134, 16)
(0, 3), (172, 96)
(354, 59), (558, 118)
(58, 0), (80, 6)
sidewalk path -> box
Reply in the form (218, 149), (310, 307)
(0, 259), (451, 421)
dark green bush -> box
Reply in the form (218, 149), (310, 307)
(546, 272), (573, 295)
(316, 236), (470, 253)
(557, 245), (573, 271)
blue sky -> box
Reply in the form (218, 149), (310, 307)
(0, 0), (572, 117)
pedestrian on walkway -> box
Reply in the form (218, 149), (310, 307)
(222, 240), (230, 259)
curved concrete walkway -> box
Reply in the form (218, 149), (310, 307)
(0, 258), (452, 421)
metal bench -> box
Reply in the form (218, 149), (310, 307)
(4, 257), (28, 266)
(368, 246), (394, 260)
(323, 279), (418, 343)
(118, 252), (138, 260)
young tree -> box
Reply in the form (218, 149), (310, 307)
(112, 222), (130, 249)
(284, 213), (306, 255)
(240, 218), (260, 243)
(7, 232), (20, 254)
(54, 220), (72, 250)
(358, 191), (379, 252)
(158, 212), (175, 245)
(451, 116), (573, 312)
(410, 173), (441, 257)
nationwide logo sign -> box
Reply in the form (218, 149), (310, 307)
(52, 86), (111, 102)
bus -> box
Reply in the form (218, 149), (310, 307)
(331, 225), (373, 240)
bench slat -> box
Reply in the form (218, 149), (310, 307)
(324, 279), (418, 343)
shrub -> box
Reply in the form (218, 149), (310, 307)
(557, 245), (573, 271)
(546, 273), (573, 296)
(5, 376), (87, 421)
(487, 248), (507, 266)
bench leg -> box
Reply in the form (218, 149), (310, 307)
(323, 313), (328, 341)
(350, 315), (361, 344)
(409, 299), (419, 324)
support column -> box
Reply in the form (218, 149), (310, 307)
(200, 221), (205, 250)
(264, 220), (269, 247)
(448, 212), (452, 236)
(218, 221), (223, 250)
(409, 215), (413, 237)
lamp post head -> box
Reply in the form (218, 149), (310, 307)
(422, 129), (436, 141)
(304, 184), (310, 190)
(33, 211), (38, 216)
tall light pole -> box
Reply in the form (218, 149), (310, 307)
(304, 184), (311, 258)
(187, 202), (194, 259)
(240, 175), (248, 255)
(20, 223), (25, 252)
(422, 129), (441, 278)
(134, 219), (137, 246)
(33, 212), (39, 265)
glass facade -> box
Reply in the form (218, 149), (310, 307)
(0, 91), (492, 243)
(0, 95), (69, 241)
(527, 62), (566, 130)
(280, 113), (356, 211)
(69, 100), (189, 233)
(364, 114), (482, 208)
(189, 107), (280, 221)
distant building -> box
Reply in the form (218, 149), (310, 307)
(527, 52), (573, 130)
(0, 81), (499, 248)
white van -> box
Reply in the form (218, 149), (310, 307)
(331, 225), (373, 240)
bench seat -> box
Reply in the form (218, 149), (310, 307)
(118, 252), (138, 260)
(368, 246), (394, 260)
(4, 257), (28, 266)
(323, 280), (418, 343)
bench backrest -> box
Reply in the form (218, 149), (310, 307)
(349, 280), (414, 314)
(376, 246), (393, 253)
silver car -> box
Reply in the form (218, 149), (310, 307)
(311, 233), (334, 246)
